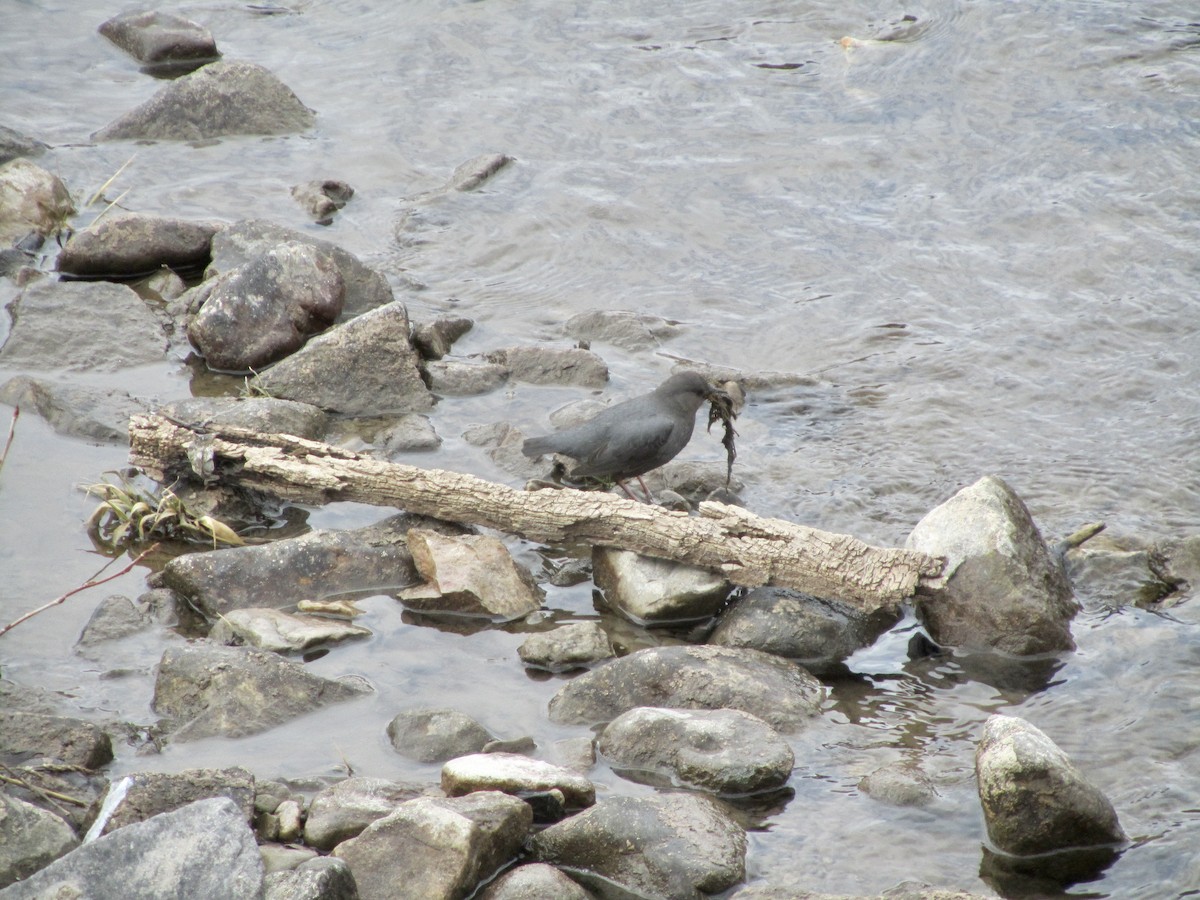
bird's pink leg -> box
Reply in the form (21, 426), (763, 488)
(617, 480), (639, 501)
(636, 475), (652, 502)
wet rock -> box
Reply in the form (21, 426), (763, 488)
(598, 706), (793, 796)
(657, 458), (744, 499)
(399, 529), (543, 621)
(593, 547), (731, 624)
(906, 475), (1079, 654)
(708, 587), (901, 676)
(160, 396), (329, 441)
(529, 793), (746, 900)
(259, 843), (318, 875)
(93, 766), (255, 836)
(425, 359), (510, 396)
(517, 622), (614, 672)
(143, 267), (187, 300)
(265, 856), (358, 900)
(0, 376), (149, 443)
(94, 60), (314, 141)
(98, 11), (219, 72)
(858, 762), (938, 808)
(210, 607), (372, 653)
(478, 863), (595, 900)
(441, 753), (595, 809)
(76, 593), (154, 645)
(1, 797), (263, 900)
(564, 309), (682, 351)
(976, 714), (1125, 856)
(413, 316), (473, 360)
(291, 179), (354, 224)
(188, 241), (345, 371)
(445, 153), (513, 192)
(379, 413), (441, 452)
(0, 279), (166, 372)
(0, 710), (113, 769)
(55, 213), (218, 279)
(332, 791), (532, 900)
(549, 737), (597, 773)
(207, 219), (393, 317)
(0, 158), (74, 242)
(304, 776), (429, 851)
(250, 301), (433, 414)
(157, 513), (447, 617)
(0, 794), (79, 890)
(386, 708), (494, 764)
(547, 645), (824, 732)
(486, 346), (608, 387)
(0, 124), (47, 165)
(152, 643), (371, 741)
(0, 765), (108, 834)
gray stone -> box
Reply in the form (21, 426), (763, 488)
(0, 376), (149, 443)
(259, 843), (318, 875)
(425, 360), (510, 396)
(379, 413), (441, 452)
(290, 179), (354, 223)
(441, 753), (595, 809)
(152, 643), (371, 741)
(593, 547), (731, 624)
(158, 513), (447, 618)
(76, 593), (153, 645)
(94, 766), (255, 836)
(2, 797), (264, 900)
(0, 710), (113, 769)
(0, 766), (108, 835)
(94, 60), (313, 141)
(1, 279), (165, 372)
(98, 11), (219, 69)
(210, 607), (371, 653)
(0, 158), (73, 242)
(188, 241), (345, 371)
(0, 794), (79, 889)
(548, 645), (824, 732)
(486, 346), (608, 387)
(906, 475), (1079, 654)
(443, 153), (513, 193)
(206, 219), (393, 317)
(412, 316), (473, 360)
(517, 622), (614, 672)
(55, 213), (218, 279)
(0, 125), (47, 165)
(399, 529), (543, 621)
(160, 396), (329, 441)
(478, 863), (594, 900)
(598, 706), (793, 796)
(251, 302), (433, 415)
(975, 714), (1124, 856)
(386, 708), (494, 764)
(265, 856), (357, 900)
(858, 763), (938, 808)
(332, 792), (532, 900)
(564, 309), (682, 351)
(708, 587), (900, 675)
(529, 793), (745, 900)
(304, 777), (429, 851)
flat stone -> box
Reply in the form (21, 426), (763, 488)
(386, 708), (494, 764)
(517, 622), (614, 672)
(858, 762), (938, 808)
(0, 710), (113, 769)
(0, 376), (149, 443)
(564, 309), (682, 351)
(98, 11), (219, 69)
(210, 607), (371, 653)
(55, 213), (219, 279)
(424, 359), (510, 396)
(399, 529), (543, 621)
(441, 753), (595, 809)
(160, 396), (329, 441)
(593, 547), (731, 624)
(486, 346), (608, 387)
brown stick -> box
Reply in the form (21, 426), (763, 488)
(128, 414), (943, 613)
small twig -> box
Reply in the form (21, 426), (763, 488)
(0, 543), (159, 639)
(0, 405), (18, 473)
(84, 154), (136, 207)
(0, 768), (90, 808)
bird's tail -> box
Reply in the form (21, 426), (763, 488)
(522, 435), (557, 459)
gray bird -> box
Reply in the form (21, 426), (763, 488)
(522, 370), (727, 499)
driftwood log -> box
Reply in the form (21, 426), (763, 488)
(128, 414), (944, 613)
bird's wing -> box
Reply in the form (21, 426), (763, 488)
(571, 411), (676, 478)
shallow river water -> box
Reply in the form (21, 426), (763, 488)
(2, 1), (1199, 897)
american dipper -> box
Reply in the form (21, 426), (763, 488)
(522, 371), (727, 499)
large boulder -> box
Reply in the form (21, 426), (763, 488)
(906, 475), (1079, 654)
(55, 213), (218, 279)
(0, 794), (79, 889)
(94, 60), (313, 141)
(0, 158), (74, 242)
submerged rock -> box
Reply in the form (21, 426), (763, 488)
(332, 792), (532, 900)
(975, 714), (1124, 856)
(210, 607), (371, 653)
(0, 376), (149, 443)
(304, 776), (429, 851)
(386, 708), (494, 764)
(98, 10), (219, 72)
(0, 794), (79, 890)
(188, 241), (345, 371)
(412, 316), (473, 360)
(597, 706), (794, 796)
(76, 593), (155, 645)
(55, 213), (218, 279)
(441, 753), (596, 809)
(444, 153), (513, 192)
(906, 475), (1079, 654)
(0, 125), (47, 165)
(94, 60), (314, 141)
(152, 643), (371, 741)
(0, 710), (113, 770)
(547, 645), (824, 732)
(593, 547), (731, 624)
(564, 309), (682, 351)
(92, 766), (255, 837)
(250, 301), (433, 415)
(529, 793), (746, 900)
(2, 797), (263, 900)
(425, 359), (510, 396)
(517, 622), (614, 672)
(708, 587), (900, 675)
(858, 762), (938, 808)
(290, 179), (354, 224)
(0, 158), (73, 242)
(486, 346), (608, 387)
